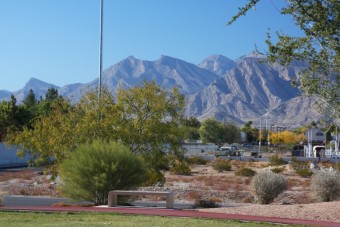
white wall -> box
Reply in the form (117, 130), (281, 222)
(0, 143), (30, 166)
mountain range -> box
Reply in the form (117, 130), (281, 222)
(0, 53), (321, 127)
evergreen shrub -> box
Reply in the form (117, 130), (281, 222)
(59, 140), (147, 205)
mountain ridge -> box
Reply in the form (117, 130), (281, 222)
(0, 54), (321, 126)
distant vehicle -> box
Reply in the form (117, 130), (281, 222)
(241, 143), (253, 149)
(330, 155), (340, 160)
(292, 144), (304, 157)
(215, 146), (239, 157)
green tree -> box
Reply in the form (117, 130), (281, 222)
(0, 95), (32, 141)
(8, 81), (185, 177)
(181, 116), (201, 141)
(115, 81), (185, 156)
(59, 140), (147, 205)
(45, 87), (59, 102)
(0, 100), (15, 141)
(22, 89), (38, 122)
(7, 98), (79, 174)
(37, 87), (63, 117)
(199, 118), (241, 145)
(23, 89), (37, 110)
(229, 0), (340, 117)
(241, 121), (256, 143)
(182, 116), (201, 128)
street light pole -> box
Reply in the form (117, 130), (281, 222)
(98, 0), (103, 100)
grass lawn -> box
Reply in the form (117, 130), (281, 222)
(0, 211), (303, 227)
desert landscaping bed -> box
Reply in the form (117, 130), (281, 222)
(1, 159), (340, 223)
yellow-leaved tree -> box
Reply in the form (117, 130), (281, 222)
(270, 130), (304, 148)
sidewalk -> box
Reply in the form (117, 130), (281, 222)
(1, 205), (339, 227)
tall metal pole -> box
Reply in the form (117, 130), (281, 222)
(259, 117), (262, 153)
(98, 0), (103, 100)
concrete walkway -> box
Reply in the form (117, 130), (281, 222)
(0, 205), (339, 227)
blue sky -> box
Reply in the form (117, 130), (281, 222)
(0, 0), (303, 91)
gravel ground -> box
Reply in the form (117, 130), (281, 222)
(198, 201), (340, 223)
(1, 165), (340, 223)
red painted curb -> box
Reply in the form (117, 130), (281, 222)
(1, 206), (339, 227)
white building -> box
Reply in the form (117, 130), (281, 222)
(181, 143), (218, 155)
(0, 143), (30, 167)
(304, 128), (325, 145)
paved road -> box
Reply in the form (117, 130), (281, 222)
(3, 195), (76, 207)
(3, 195), (193, 209)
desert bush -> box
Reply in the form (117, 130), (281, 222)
(144, 169), (165, 186)
(290, 157), (309, 170)
(251, 171), (288, 204)
(269, 155), (286, 166)
(311, 171), (340, 202)
(59, 140), (147, 205)
(186, 156), (208, 165)
(212, 159), (232, 172)
(170, 161), (191, 175)
(271, 167), (285, 173)
(296, 169), (313, 178)
(235, 167), (256, 177)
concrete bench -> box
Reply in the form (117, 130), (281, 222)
(108, 190), (174, 209)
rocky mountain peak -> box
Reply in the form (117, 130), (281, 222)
(0, 53), (321, 126)
(198, 54), (236, 76)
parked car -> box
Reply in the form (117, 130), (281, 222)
(215, 146), (239, 157)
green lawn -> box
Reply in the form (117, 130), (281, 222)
(0, 211), (305, 227)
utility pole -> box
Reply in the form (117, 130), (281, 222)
(259, 117), (262, 153)
(98, 0), (103, 100)
(262, 109), (271, 146)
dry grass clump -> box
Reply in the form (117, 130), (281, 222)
(235, 167), (256, 177)
(229, 160), (247, 168)
(212, 159), (232, 172)
(271, 166), (285, 173)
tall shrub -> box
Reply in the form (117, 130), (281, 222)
(59, 140), (147, 205)
(251, 171), (287, 204)
(311, 171), (340, 202)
